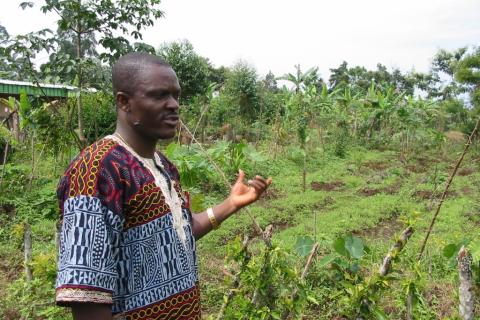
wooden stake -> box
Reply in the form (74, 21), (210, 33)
(24, 223), (33, 281)
(458, 246), (474, 320)
(282, 242), (319, 320)
(379, 226), (414, 276)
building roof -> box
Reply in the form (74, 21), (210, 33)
(0, 79), (96, 98)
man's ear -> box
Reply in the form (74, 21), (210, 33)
(116, 92), (130, 112)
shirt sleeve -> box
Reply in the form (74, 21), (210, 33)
(56, 144), (125, 306)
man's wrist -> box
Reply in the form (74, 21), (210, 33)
(222, 197), (240, 216)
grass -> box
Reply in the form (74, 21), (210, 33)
(198, 143), (480, 319)
(1, 141), (479, 319)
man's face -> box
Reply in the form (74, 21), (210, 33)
(126, 65), (181, 140)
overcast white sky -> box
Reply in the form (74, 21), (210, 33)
(1, 0), (479, 80)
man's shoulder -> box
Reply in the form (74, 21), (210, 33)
(65, 137), (124, 175)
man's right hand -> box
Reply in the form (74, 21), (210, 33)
(72, 303), (112, 320)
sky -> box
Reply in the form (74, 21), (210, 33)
(1, 0), (479, 80)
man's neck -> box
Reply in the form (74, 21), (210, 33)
(114, 127), (157, 159)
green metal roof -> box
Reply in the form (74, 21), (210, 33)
(0, 79), (83, 98)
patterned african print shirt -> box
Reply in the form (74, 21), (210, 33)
(55, 137), (201, 319)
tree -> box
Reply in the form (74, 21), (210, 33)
(454, 47), (480, 108)
(158, 40), (212, 104)
(208, 65), (230, 88)
(426, 47), (468, 100)
(278, 64), (319, 93)
(263, 71), (278, 93)
(0, 24), (55, 82)
(20, 0), (163, 146)
(223, 61), (260, 121)
(329, 61), (350, 91)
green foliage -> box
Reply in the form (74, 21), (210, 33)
(222, 237), (314, 319)
(158, 40), (212, 103)
(81, 92), (116, 143)
(2, 277), (69, 320)
(222, 61), (260, 121)
(294, 236), (315, 257)
(455, 46), (480, 107)
(164, 141), (265, 193)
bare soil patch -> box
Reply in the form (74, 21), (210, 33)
(413, 190), (457, 200)
(357, 187), (380, 196)
(461, 186), (473, 195)
(312, 196), (335, 210)
(311, 181), (344, 191)
(357, 183), (400, 197)
(458, 167), (475, 176)
(406, 164), (426, 173)
(363, 161), (390, 171)
(352, 215), (403, 240)
(405, 156), (439, 174)
(383, 183), (401, 194)
(261, 187), (282, 200)
(425, 283), (456, 318)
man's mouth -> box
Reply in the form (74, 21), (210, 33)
(163, 115), (179, 125)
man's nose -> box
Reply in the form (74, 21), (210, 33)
(166, 96), (180, 110)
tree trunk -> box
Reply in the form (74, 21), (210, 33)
(458, 246), (474, 320)
(12, 109), (20, 142)
(76, 0), (87, 148)
(24, 223), (33, 282)
(0, 141), (9, 192)
(28, 134), (35, 191)
(302, 151), (306, 193)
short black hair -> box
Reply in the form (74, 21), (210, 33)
(112, 52), (171, 96)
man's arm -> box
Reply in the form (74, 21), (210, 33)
(191, 170), (272, 239)
(71, 303), (112, 320)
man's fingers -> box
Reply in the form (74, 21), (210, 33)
(236, 169), (245, 185)
(248, 180), (264, 193)
(253, 175), (272, 185)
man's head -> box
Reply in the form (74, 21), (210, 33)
(113, 52), (181, 141)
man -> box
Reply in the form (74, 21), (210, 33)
(55, 52), (271, 319)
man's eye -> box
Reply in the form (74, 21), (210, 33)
(155, 91), (168, 99)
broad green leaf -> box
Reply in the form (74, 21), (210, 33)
(333, 257), (350, 270)
(345, 235), (364, 259)
(442, 243), (457, 258)
(295, 236), (314, 257)
(318, 254), (336, 268)
(333, 237), (348, 257)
